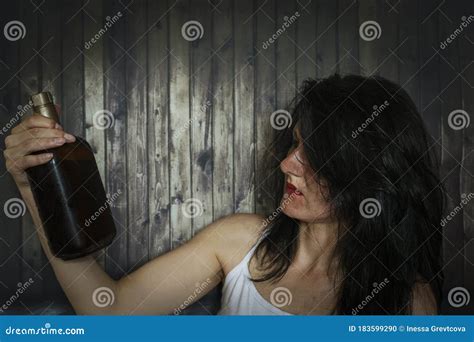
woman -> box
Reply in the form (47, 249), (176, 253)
(4, 74), (444, 315)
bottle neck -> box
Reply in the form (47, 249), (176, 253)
(33, 103), (60, 124)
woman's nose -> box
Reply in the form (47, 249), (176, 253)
(280, 149), (304, 176)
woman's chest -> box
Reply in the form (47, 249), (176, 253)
(249, 259), (338, 315)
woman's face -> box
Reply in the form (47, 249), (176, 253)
(279, 127), (332, 223)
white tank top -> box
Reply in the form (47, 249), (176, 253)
(217, 234), (293, 315)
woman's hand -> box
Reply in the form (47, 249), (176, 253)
(3, 115), (76, 188)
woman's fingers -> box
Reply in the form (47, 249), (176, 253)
(4, 136), (68, 160)
(11, 114), (58, 135)
(5, 153), (54, 176)
(4, 127), (72, 149)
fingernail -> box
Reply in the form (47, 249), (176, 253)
(55, 123), (63, 130)
(64, 133), (76, 142)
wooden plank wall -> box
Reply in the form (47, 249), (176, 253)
(0, 0), (472, 314)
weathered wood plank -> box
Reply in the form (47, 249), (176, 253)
(358, 0), (378, 75)
(234, 0), (255, 214)
(316, 0), (338, 77)
(212, 0), (234, 219)
(126, 0), (149, 273)
(255, 0), (277, 215)
(83, 0), (106, 270)
(190, 0), (213, 232)
(147, 0), (171, 259)
(104, 0), (128, 279)
(19, 0), (43, 301)
(337, 0), (359, 75)
(437, 0), (465, 314)
(458, 0), (474, 314)
(169, 0), (192, 248)
(0, 0), (22, 304)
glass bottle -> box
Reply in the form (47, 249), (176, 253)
(26, 92), (116, 260)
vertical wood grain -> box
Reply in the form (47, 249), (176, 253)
(212, 0), (234, 219)
(169, 0), (192, 247)
(190, 0), (213, 232)
(19, 0), (43, 301)
(126, 0), (149, 273)
(316, 0), (338, 77)
(104, 0), (128, 279)
(438, 0), (465, 314)
(83, 0), (106, 269)
(255, 0), (277, 215)
(147, 0), (171, 259)
(337, 0), (359, 75)
(0, 0), (22, 302)
(358, 0), (378, 75)
(234, 0), (255, 214)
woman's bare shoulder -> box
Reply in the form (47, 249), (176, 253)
(210, 213), (267, 275)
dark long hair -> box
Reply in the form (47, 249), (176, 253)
(253, 74), (445, 314)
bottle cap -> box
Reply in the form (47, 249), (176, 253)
(31, 92), (54, 107)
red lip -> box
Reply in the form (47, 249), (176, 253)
(286, 182), (303, 196)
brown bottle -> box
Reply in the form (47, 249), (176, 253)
(26, 92), (116, 260)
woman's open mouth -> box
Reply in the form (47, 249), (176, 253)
(285, 182), (303, 196)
